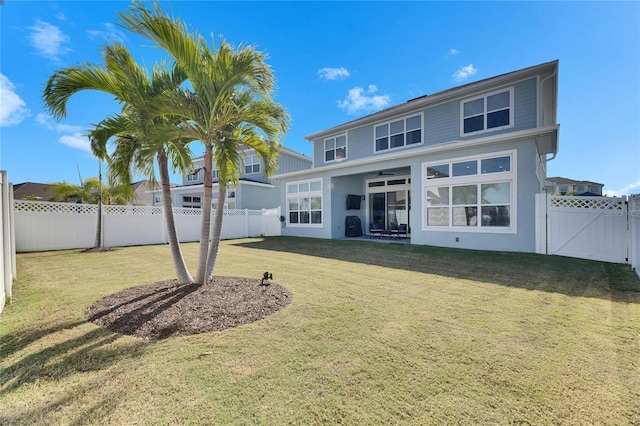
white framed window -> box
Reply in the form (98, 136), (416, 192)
(374, 113), (423, 153)
(286, 178), (322, 226)
(183, 196), (201, 209)
(461, 87), (514, 136)
(212, 168), (219, 180)
(212, 188), (235, 210)
(245, 155), (261, 174)
(324, 134), (347, 163)
(423, 151), (516, 233)
(187, 169), (201, 182)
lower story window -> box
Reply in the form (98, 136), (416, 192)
(287, 179), (322, 226)
(426, 181), (511, 228)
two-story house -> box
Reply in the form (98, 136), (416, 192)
(545, 177), (604, 196)
(153, 145), (312, 210)
(274, 60), (559, 253)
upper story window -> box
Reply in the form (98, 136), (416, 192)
(461, 88), (513, 136)
(245, 155), (261, 174)
(325, 134), (347, 163)
(375, 114), (422, 153)
(187, 169), (201, 182)
(212, 168), (219, 180)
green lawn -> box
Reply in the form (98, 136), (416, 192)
(2, 237), (640, 425)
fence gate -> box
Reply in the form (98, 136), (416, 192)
(545, 195), (628, 263)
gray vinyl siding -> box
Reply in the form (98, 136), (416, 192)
(346, 126), (374, 161)
(237, 184), (280, 210)
(311, 77), (539, 168)
(276, 151), (312, 175)
(410, 139), (540, 253)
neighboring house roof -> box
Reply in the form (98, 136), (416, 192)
(13, 182), (54, 201)
(547, 177), (604, 186)
(190, 145), (312, 163)
(305, 60), (558, 141)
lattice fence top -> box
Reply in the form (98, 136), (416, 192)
(15, 200), (275, 217)
(104, 206), (162, 215)
(14, 200), (98, 214)
(224, 209), (247, 217)
(550, 196), (624, 210)
(174, 207), (202, 216)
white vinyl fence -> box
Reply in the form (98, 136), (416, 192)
(1, 171), (17, 314)
(14, 200), (281, 253)
(536, 194), (639, 275)
(630, 195), (640, 278)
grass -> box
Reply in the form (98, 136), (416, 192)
(1, 236), (640, 425)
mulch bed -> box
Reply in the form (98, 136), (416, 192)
(86, 276), (291, 340)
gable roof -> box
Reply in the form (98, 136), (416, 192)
(305, 60), (559, 141)
(547, 177), (604, 186)
(13, 182), (54, 201)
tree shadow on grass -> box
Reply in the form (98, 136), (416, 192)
(233, 237), (640, 303)
(0, 322), (147, 397)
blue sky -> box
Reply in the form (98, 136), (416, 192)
(1, 1), (638, 195)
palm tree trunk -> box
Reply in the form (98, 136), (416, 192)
(94, 162), (103, 248)
(158, 148), (193, 284)
(194, 142), (213, 284)
(205, 183), (226, 281)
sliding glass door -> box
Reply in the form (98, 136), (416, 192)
(367, 177), (410, 231)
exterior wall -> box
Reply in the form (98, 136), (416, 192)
(312, 77), (538, 169)
(277, 151), (312, 175)
(237, 184), (280, 210)
(183, 150), (311, 186)
(410, 139), (540, 253)
(330, 175), (366, 238)
(279, 170), (333, 239)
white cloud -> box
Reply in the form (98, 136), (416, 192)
(449, 48), (460, 55)
(452, 64), (477, 82)
(0, 74), (30, 126)
(37, 113), (90, 153)
(318, 67), (350, 81)
(87, 23), (126, 43)
(59, 133), (92, 153)
(606, 179), (640, 197)
(337, 84), (391, 115)
(27, 20), (71, 62)
(36, 113), (82, 133)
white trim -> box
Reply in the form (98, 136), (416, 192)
(276, 125), (557, 180)
(373, 112), (424, 154)
(286, 178), (323, 228)
(459, 87), (514, 137)
(421, 149), (518, 234)
(364, 176), (411, 231)
(244, 154), (261, 175)
(324, 133), (348, 164)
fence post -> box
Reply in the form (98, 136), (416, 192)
(245, 208), (249, 237)
(261, 208), (266, 236)
(535, 193), (547, 254)
(1, 171), (12, 306)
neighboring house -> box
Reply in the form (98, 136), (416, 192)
(13, 182), (54, 201)
(545, 177), (604, 196)
(274, 60), (560, 253)
(14, 180), (162, 205)
(130, 180), (162, 206)
(153, 146), (312, 209)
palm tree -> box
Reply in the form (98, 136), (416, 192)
(119, 2), (289, 284)
(43, 42), (195, 284)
